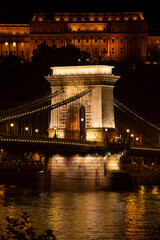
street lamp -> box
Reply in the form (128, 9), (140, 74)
(54, 126), (57, 138)
(10, 123), (14, 135)
(25, 127), (29, 136)
(126, 129), (130, 133)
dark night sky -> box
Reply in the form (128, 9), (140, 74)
(0, 1), (159, 28)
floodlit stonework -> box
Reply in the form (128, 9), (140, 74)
(46, 65), (120, 142)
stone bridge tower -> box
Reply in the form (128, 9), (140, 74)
(46, 65), (120, 143)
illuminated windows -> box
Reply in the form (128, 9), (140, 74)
(13, 42), (16, 47)
(5, 42), (9, 46)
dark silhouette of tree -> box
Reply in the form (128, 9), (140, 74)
(148, 46), (160, 63)
(32, 43), (90, 66)
(55, 44), (90, 66)
(32, 43), (57, 66)
(0, 212), (57, 240)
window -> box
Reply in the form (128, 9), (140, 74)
(86, 39), (89, 43)
(120, 48), (123, 54)
(78, 39), (81, 43)
(13, 42), (16, 47)
(129, 48), (132, 54)
(5, 42), (8, 46)
(95, 39), (98, 43)
(103, 48), (107, 53)
(61, 39), (64, 44)
(112, 48), (115, 54)
(156, 40), (159, 46)
(103, 39), (106, 43)
(112, 39), (114, 43)
(52, 39), (55, 44)
(120, 39), (123, 43)
(21, 51), (24, 57)
(35, 39), (38, 44)
(137, 48), (141, 54)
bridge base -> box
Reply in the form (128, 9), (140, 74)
(46, 154), (122, 191)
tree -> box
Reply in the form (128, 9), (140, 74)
(0, 212), (57, 240)
(56, 44), (90, 66)
(32, 43), (90, 66)
(148, 46), (160, 63)
(32, 43), (57, 66)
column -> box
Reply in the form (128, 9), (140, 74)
(107, 37), (111, 56)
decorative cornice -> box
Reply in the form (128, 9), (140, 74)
(45, 74), (120, 86)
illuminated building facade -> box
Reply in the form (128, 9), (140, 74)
(0, 12), (159, 62)
(46, 65), (120, 142)
(0, 24), (30, 60)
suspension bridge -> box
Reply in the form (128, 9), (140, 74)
(0, 65), (160, 189)
(0, 65), (160, 156)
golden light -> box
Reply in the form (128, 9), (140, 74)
(105, 128), (108, 132)
(5, 42), (9, 46)
(131, 134), (134, 137)
(25, 127), (29, 131)
(126, 129), (130, 133)
(35, 129), (39, 133)
(13, 42), (16, 47)
(51, 65), (114, 76)
(54, 126), (57, 130)
(10, 123), (14, 127)
(136, 137), (139, 141)
(81, 118), (84, 122)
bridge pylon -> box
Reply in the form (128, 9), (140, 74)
(46, 65), (120, 145)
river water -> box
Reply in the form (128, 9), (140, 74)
(0, 184), (160, 240)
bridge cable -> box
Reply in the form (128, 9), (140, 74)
(0, 88), (91, 123)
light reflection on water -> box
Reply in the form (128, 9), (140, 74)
(0, 185), (160, 240)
